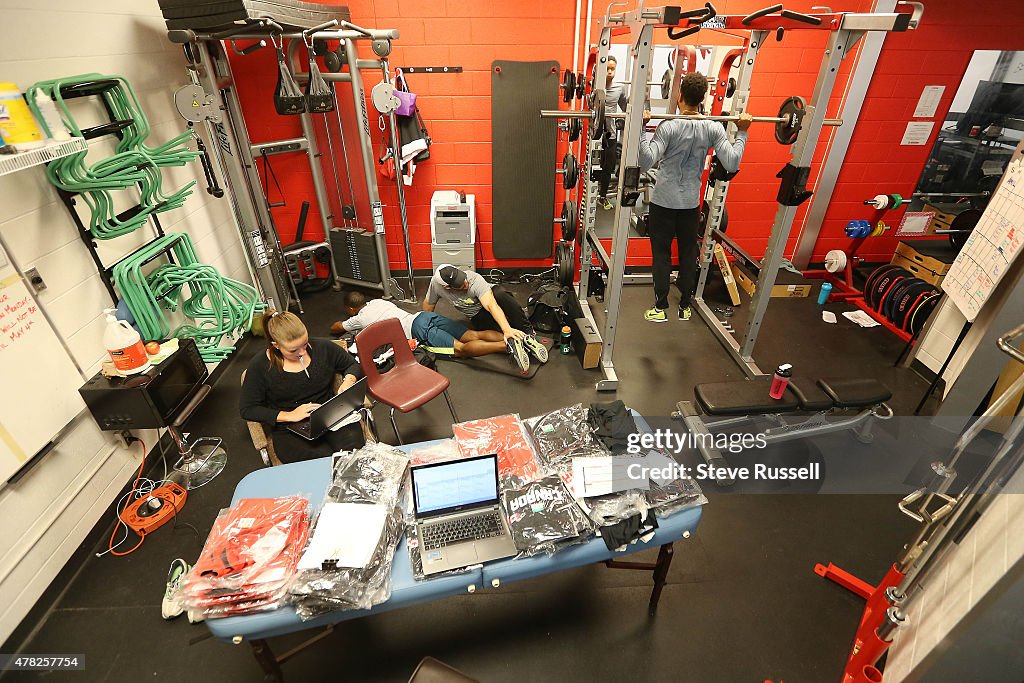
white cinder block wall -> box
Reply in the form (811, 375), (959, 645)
(0, 0), (254, 645)
(884, 468), (1024, 680)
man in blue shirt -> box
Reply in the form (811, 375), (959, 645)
(639, 72), (752, 322)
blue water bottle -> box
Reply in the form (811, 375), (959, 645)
(817, 282), (833, 305)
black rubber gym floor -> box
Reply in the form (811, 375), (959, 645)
(2, 276), (932, 683)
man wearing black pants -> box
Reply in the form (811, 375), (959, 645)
(639, 72), (751, 322)
(423, 265), (548, 372)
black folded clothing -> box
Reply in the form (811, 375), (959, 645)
(588, 400), (638, 454)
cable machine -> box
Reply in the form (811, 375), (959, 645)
(547, 2), (923, 390)
(167, 14), (405, 311)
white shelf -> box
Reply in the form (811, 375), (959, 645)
(0, 138), (88, 178)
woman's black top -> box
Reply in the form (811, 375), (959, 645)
(239, 338), (362, 426)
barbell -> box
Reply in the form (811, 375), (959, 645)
(542, 92), (843, 146)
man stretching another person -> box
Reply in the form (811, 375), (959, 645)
(423, 265), (547, 372)
(639, 72), (751, 322)
(332, 289), (544, 373)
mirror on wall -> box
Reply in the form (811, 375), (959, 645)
(912, 50), (1024, 212)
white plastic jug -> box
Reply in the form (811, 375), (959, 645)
(103, 309), (150, 374)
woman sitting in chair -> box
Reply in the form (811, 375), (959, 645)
(240, 311), (365, 463)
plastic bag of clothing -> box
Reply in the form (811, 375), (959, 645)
(289, 444), (409, 619)
(501, 476), (594, 557)
(453, 414), (543, 487)
(408, 439), (463, 466)
(582, 490), (649, 527)
(523, 403), (609, 477)
(645, 476), (707, 516)
(588, 400), (638, 454)
(328, 442), (409, 509)
(182, 496), (311, 619)
(289, 506), (404, 619)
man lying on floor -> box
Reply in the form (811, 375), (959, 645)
(331, 290), (547, 372)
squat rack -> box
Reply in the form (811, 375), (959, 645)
(555, 2), (922, 389)
(169, 17), (404, 310)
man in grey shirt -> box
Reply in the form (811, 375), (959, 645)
(639, 72), (751, 322)
(598, 55), (628, 210)
(424, 265), (548, 372)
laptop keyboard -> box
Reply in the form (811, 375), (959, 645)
(421, 511), (504, 551)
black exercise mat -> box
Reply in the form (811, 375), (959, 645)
(492, 60), (559, 259)
(431, 336), (554, 379)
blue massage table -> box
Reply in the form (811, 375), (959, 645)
(206, 439), (703, 681)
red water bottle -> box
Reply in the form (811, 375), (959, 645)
(769, 363), (792, 399)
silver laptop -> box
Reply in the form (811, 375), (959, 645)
(411, 454), (518, 575)
(287, 377), (367, 441)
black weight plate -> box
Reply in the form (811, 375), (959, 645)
(949, 208), (981, 252)
(876, 271), (910, 316)
(568, 117), (581, 142)
(561, 68), (575, 103)
(896, 282), (937, 331)
(885, 276), (921, 322)
(726, 77), (736, 98)
(575, 72), (585, 100)
(863, 264), (901, 309)
(561, 199), (578, 241)
(562, 151), (578, 190)
(888, 278), (926, 326)
(591, 89), (606, 139)
(909, 293), (941, 336)
(661, 69), (673, 100)
(555, 240), (575, 286)
(870, 267), (909, 312)
(890, 280), (929, 329)
(775, 95), (806, 145)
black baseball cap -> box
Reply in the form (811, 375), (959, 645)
(439, 265), (467, 288)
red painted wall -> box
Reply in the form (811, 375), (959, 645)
(227, 1), (1018, 273)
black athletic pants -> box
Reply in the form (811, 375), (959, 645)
(470, 285), (530, 332)
(271, 422), (364, 464)
(597, 132), (619, 198)
(649, 203), (700, 310)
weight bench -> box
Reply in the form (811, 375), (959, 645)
(674, 377), (893, 486)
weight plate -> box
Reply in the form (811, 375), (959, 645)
(726, 77), (736, 98)
(661, 69), (673, 101)
(562, 151), (578, 190)
(949, 208), (982, 252)
(886, 277), (923, 324)
(894, 281), (936, 330)
(561, 69), (575, 103)
(555, 240), (575, 286)
(863, 264), (902, 309)
(575, 72), (585, 100)
(699, 201), (729, 236)
(874, 269), (910, 315)
(775, 95), (806, 146)
(568, 117), (581, 142)
(909, 293), (941, 336)
(824, 249), (848, 273)
(561, 199), (578, 241)
(591, 89), (606, 139)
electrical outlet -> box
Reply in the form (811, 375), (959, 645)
(115, 430), (133, 449)
(25, 267), (46, 293)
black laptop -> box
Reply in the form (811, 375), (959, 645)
(287, 378), (367, 440)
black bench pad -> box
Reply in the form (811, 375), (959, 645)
(817, 378), (892, 408)
(695, 377), (801, 416)
(788, 378), (835, 412)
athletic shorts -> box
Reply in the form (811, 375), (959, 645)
(411, 312), (469, 349)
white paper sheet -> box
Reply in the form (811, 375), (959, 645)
(822, 311), (838, 324)
(901, 121), (934, 146)
(842, 310), (881, 328)
(298, 503), (388, 570)
(913, 85), (945, 118)
(570, 456), (649, 497)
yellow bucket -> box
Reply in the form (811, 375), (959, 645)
(0, 83), (45, 150)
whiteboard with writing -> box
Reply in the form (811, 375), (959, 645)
(942, 152), (1024, 322)
(0, 246), (85, 483)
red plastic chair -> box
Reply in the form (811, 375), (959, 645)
(355, 317), (458, 444)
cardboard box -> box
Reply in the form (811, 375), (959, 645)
(713, 243), (742, 306)
(731, 263), (813, 298)
(572, 317), (602, 370)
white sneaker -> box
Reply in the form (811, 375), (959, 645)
(506, 337), (530, 374)
(522, 335), (549, 363)
(162, 558), (190, 620)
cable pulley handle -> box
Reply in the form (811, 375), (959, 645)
(667, 25), (701, 40)
(302, 19), (339, 41)
(668, 2), (716, 39)
(742, 3), (784, 25)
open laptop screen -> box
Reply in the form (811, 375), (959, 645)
(411, 454), (499, 518)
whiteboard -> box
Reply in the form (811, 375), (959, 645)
(942, 145), (1024, 322)
(0, 244), (85, 483)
